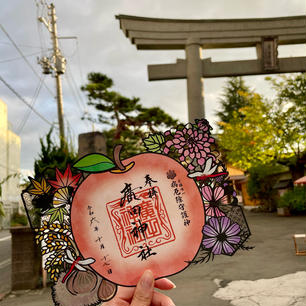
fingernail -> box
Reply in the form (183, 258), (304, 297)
(161, 277), (176, 289)
(140, 270), (154, 289)
(167, 279), (176, 289)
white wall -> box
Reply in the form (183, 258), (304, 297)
(0, 99), (21, 229)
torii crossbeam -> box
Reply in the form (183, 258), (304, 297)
(116, 15), (306, 121)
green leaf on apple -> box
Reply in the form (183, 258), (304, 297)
(73, 154), (116, 172)
(143, 133), (165, 153)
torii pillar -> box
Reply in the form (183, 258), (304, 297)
(116, 15), (306, 122)
(185, 38), (205, 120)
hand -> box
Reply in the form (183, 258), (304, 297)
(104, 270), (175, 306)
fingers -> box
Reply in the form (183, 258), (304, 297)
(103, 297), (130, 306)
(154, 278), (176, 290)
(111, 277), (176, 301)
(131, 270), (154, 306)
(113, 286), (135, 301)
(151, 291), (176, 306)
(104, 273), (176, 306)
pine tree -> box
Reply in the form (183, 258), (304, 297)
(81, 72), (179, 158)
(216, 77), (252, 128)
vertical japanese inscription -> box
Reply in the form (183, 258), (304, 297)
(167, 170), (191, 227)
(87, 205), (113, 274)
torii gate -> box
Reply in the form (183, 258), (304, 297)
(116, 15), (306, 122)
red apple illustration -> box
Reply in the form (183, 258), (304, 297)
(71, 145), (205, 286)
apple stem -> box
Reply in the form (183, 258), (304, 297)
(113, 144), (126, 171)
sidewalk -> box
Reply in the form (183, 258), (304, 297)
(0, 230), (11, 300)
(0, 211), (305, 306)
(0, 230), (10, 240)
(214, 271), (306, 306)
(0, 289), (52, 306)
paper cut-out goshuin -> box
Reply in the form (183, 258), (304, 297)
(22, 119), (251, 306)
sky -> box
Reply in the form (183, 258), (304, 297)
(0, 0), (305, 172)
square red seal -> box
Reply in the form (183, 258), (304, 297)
(106, 186), (176, 258)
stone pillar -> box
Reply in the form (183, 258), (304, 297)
(10, 227), (41, 290)
(78, 131), (106, 157)
(185, 38), (205, 122)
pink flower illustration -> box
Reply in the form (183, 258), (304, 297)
(195, 118), (210, 132)
(163, 126), (214, 170)
(201, 185), (227, 217)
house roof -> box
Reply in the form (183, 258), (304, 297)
(294, 176), (306, 185)
(227, 165), (244, 176)
(226, 166), (246, 181)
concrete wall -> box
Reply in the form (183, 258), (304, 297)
(0, 99), (21, 229)
(78, 131), (106, 157)
(10, 227), (41, 290)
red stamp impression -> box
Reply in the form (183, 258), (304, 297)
(106, 186), (176, 258)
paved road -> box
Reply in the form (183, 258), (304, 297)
(0, 211), (305, 306)
(214, 271), (306, 305)
(165, 211), (306, 306)
(0, 230), (11, 297)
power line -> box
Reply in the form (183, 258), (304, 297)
(58, 40), (87, 112)
(58, 41), (90, 129)
(64, 73), (83, 116)
(0, 23), (55, 98)
(76, 38), (85, 85)
(66, 61), (87, 111)
(0, 75), (52, 127)
(63, 73), (91, 131)
(64, 66), (91, 130)
(0, 40), (42, 49)
(16, 74), (46, 134)
(0, 51), (42, 64)
(63, 54), (90, 129)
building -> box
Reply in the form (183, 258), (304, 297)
(227, 165), (247, 205)
(0, 99), (21, 229)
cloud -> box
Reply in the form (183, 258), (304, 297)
(0, 0), (305, 170)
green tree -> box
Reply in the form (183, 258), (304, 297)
(278, 186), (306, 214)
(34, 128), (78, 179)
(216, 77), (252, 128)
(81, 72), (179, 157)
(218, 73), (306, 181)
(266, 74), (306, 180)
(247, 163), (287, 211)
(218, 91), (275, 170)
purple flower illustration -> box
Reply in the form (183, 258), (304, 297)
(202, 217), (241, 255)
(201, 185), (226, 217)
(163, 125), (214, 170)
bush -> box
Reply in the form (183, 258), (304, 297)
(278, 186), (306, 214)
(247, 164), (285, 211)
(34, 128), (78, 180)
(11, 212), (28, 226)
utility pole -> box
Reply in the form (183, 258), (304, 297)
(38, 3), (66, 145)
